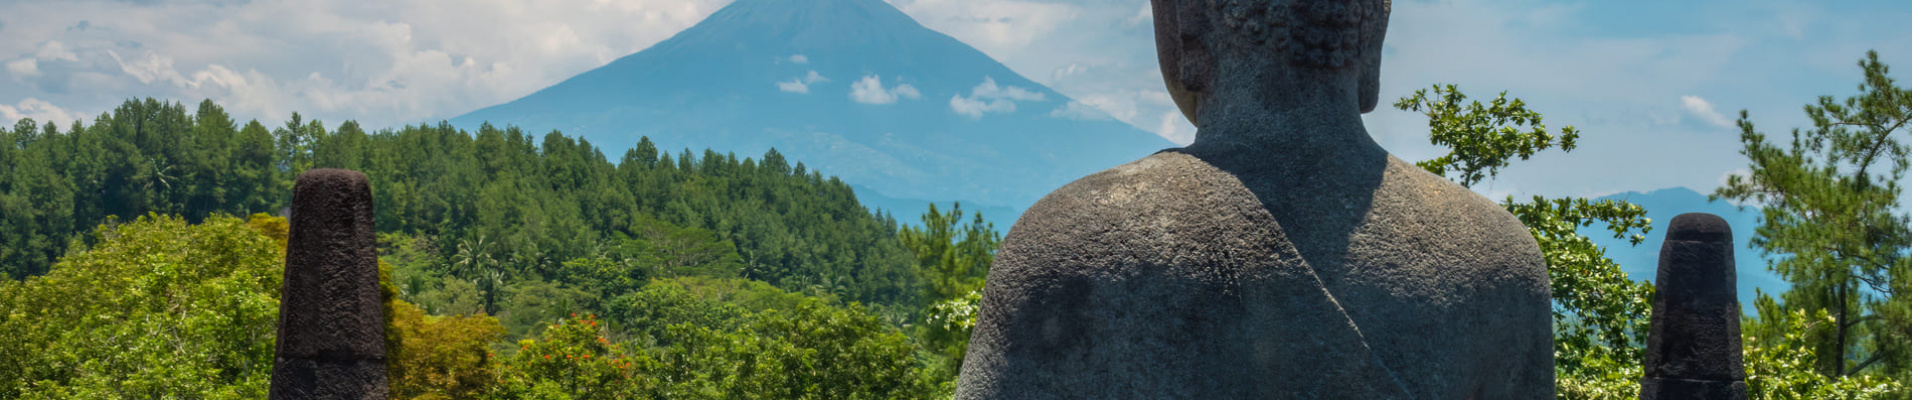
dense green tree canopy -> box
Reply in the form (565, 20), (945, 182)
(0, 99), (921, 312)
(0, 214), (285, 399)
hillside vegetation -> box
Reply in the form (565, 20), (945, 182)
(0, 98), (998, 398)
(0, 98), (982, 308)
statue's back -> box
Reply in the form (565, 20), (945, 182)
(957, 0), (1555, 397)
(955, 151), (1551, 399)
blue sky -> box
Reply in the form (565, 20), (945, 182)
(1, 0), (1908, 201)
(1357, 0), (1912, 200)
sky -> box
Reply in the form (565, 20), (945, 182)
(1, 0), (1908, 200)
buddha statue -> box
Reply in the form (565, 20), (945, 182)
(953, 0), (1552, 398)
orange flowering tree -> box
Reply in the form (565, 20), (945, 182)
(494, 313), (658, 399)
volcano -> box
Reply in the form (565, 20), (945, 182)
(451, 0), (1175, 214)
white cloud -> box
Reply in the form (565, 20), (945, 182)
(0, 0), (730, 128)
(889, 0), (1175, 138)
(1681, 95), (1735, 128)
(108, 50), (185, 85)
(850, 74), (919, 104)
(1067, 90), (1150, 122)
(950, 96), (1012, 118)
(893, 83), (921, 99)
(970, 76), (1044, 101)
(1050, 63), (1085, 81)
(789, 54), (808, 64)
(1154, 111), (1193, 145)
(949, 76), (1044, 118)
(5, 40), (84, 80)
(34, 40), (77, 63)
(1039, 67), (1194, 143)
(778, 70), (827, 93)
(0, 98), (80, 127)
(5, 58), (37, 77)
(1048, 100), (1110, 120)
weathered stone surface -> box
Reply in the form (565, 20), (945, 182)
(956, 0), (1554, 397)
(955, 152), (1551, 399)
(270, 168), (388, 400)
(270, 358), (389, 399)
(1640, 379), (1747, 400)
(1640, 213), (1745, 400)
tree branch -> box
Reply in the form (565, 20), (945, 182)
(1848, 352), (1886, 376)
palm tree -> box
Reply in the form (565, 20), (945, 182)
(138, 157), (179, 215)
(450, 235), (500, 313)
(803, 274), (851, 300)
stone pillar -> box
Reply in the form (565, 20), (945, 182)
(1640, 213), (1746, 400)
(270, 169), (388, 400)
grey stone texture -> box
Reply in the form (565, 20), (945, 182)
(1640, 213), (1747, 400)
(956, 0), (1555, 398)
(270, 168), (389, 400)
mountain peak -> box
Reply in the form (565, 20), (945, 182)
(722, 0), (899, 14)
(452, 0), (1173, 209)
(662, 0), (935, 55)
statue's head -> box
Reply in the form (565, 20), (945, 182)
(1152, 0), (1391, 125)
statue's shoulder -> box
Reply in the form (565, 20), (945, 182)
(999, 151), (1287, 268)
(1381, 157), (1530, 230)
(1367, 156), (1544, 266)
(1012, 150), (1263, 232)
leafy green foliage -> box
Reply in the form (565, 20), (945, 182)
(1743, 292), (1907, 399)
(380, 232), (447, 303)
(1715, 50), (1912, 380)
(415, 278), (486, 318)
(353, 123), (923, 309)
(1553, 348), (1643, 400)
(1394, 84), (1581, 187)
(899, 202), (998, 303)
(921, 288), (983, 385)
(494, 314), (658, 400)
(0, 214), (284, 399)
(387, 298), (507, 400)
(499, 280), (600, 340)
(556, 216), (746, 301)
(895, 202), (998, 383)
(0, 211), (950, 399)
(498, 278), (935, 399)
(0, 99), (282, 279)
(1506, 197), (1655, 372)
(651, 296), (935, 399)
(603, 277), (816, 347)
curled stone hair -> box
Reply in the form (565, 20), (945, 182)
(1207, 0), (1390, 69)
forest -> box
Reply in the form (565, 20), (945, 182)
(0, 98), (995, 398)
(1, 51), (1910, 400)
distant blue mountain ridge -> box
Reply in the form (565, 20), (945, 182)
(1584, 186), (1786, 312)
(451, 0), (1172, 216)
